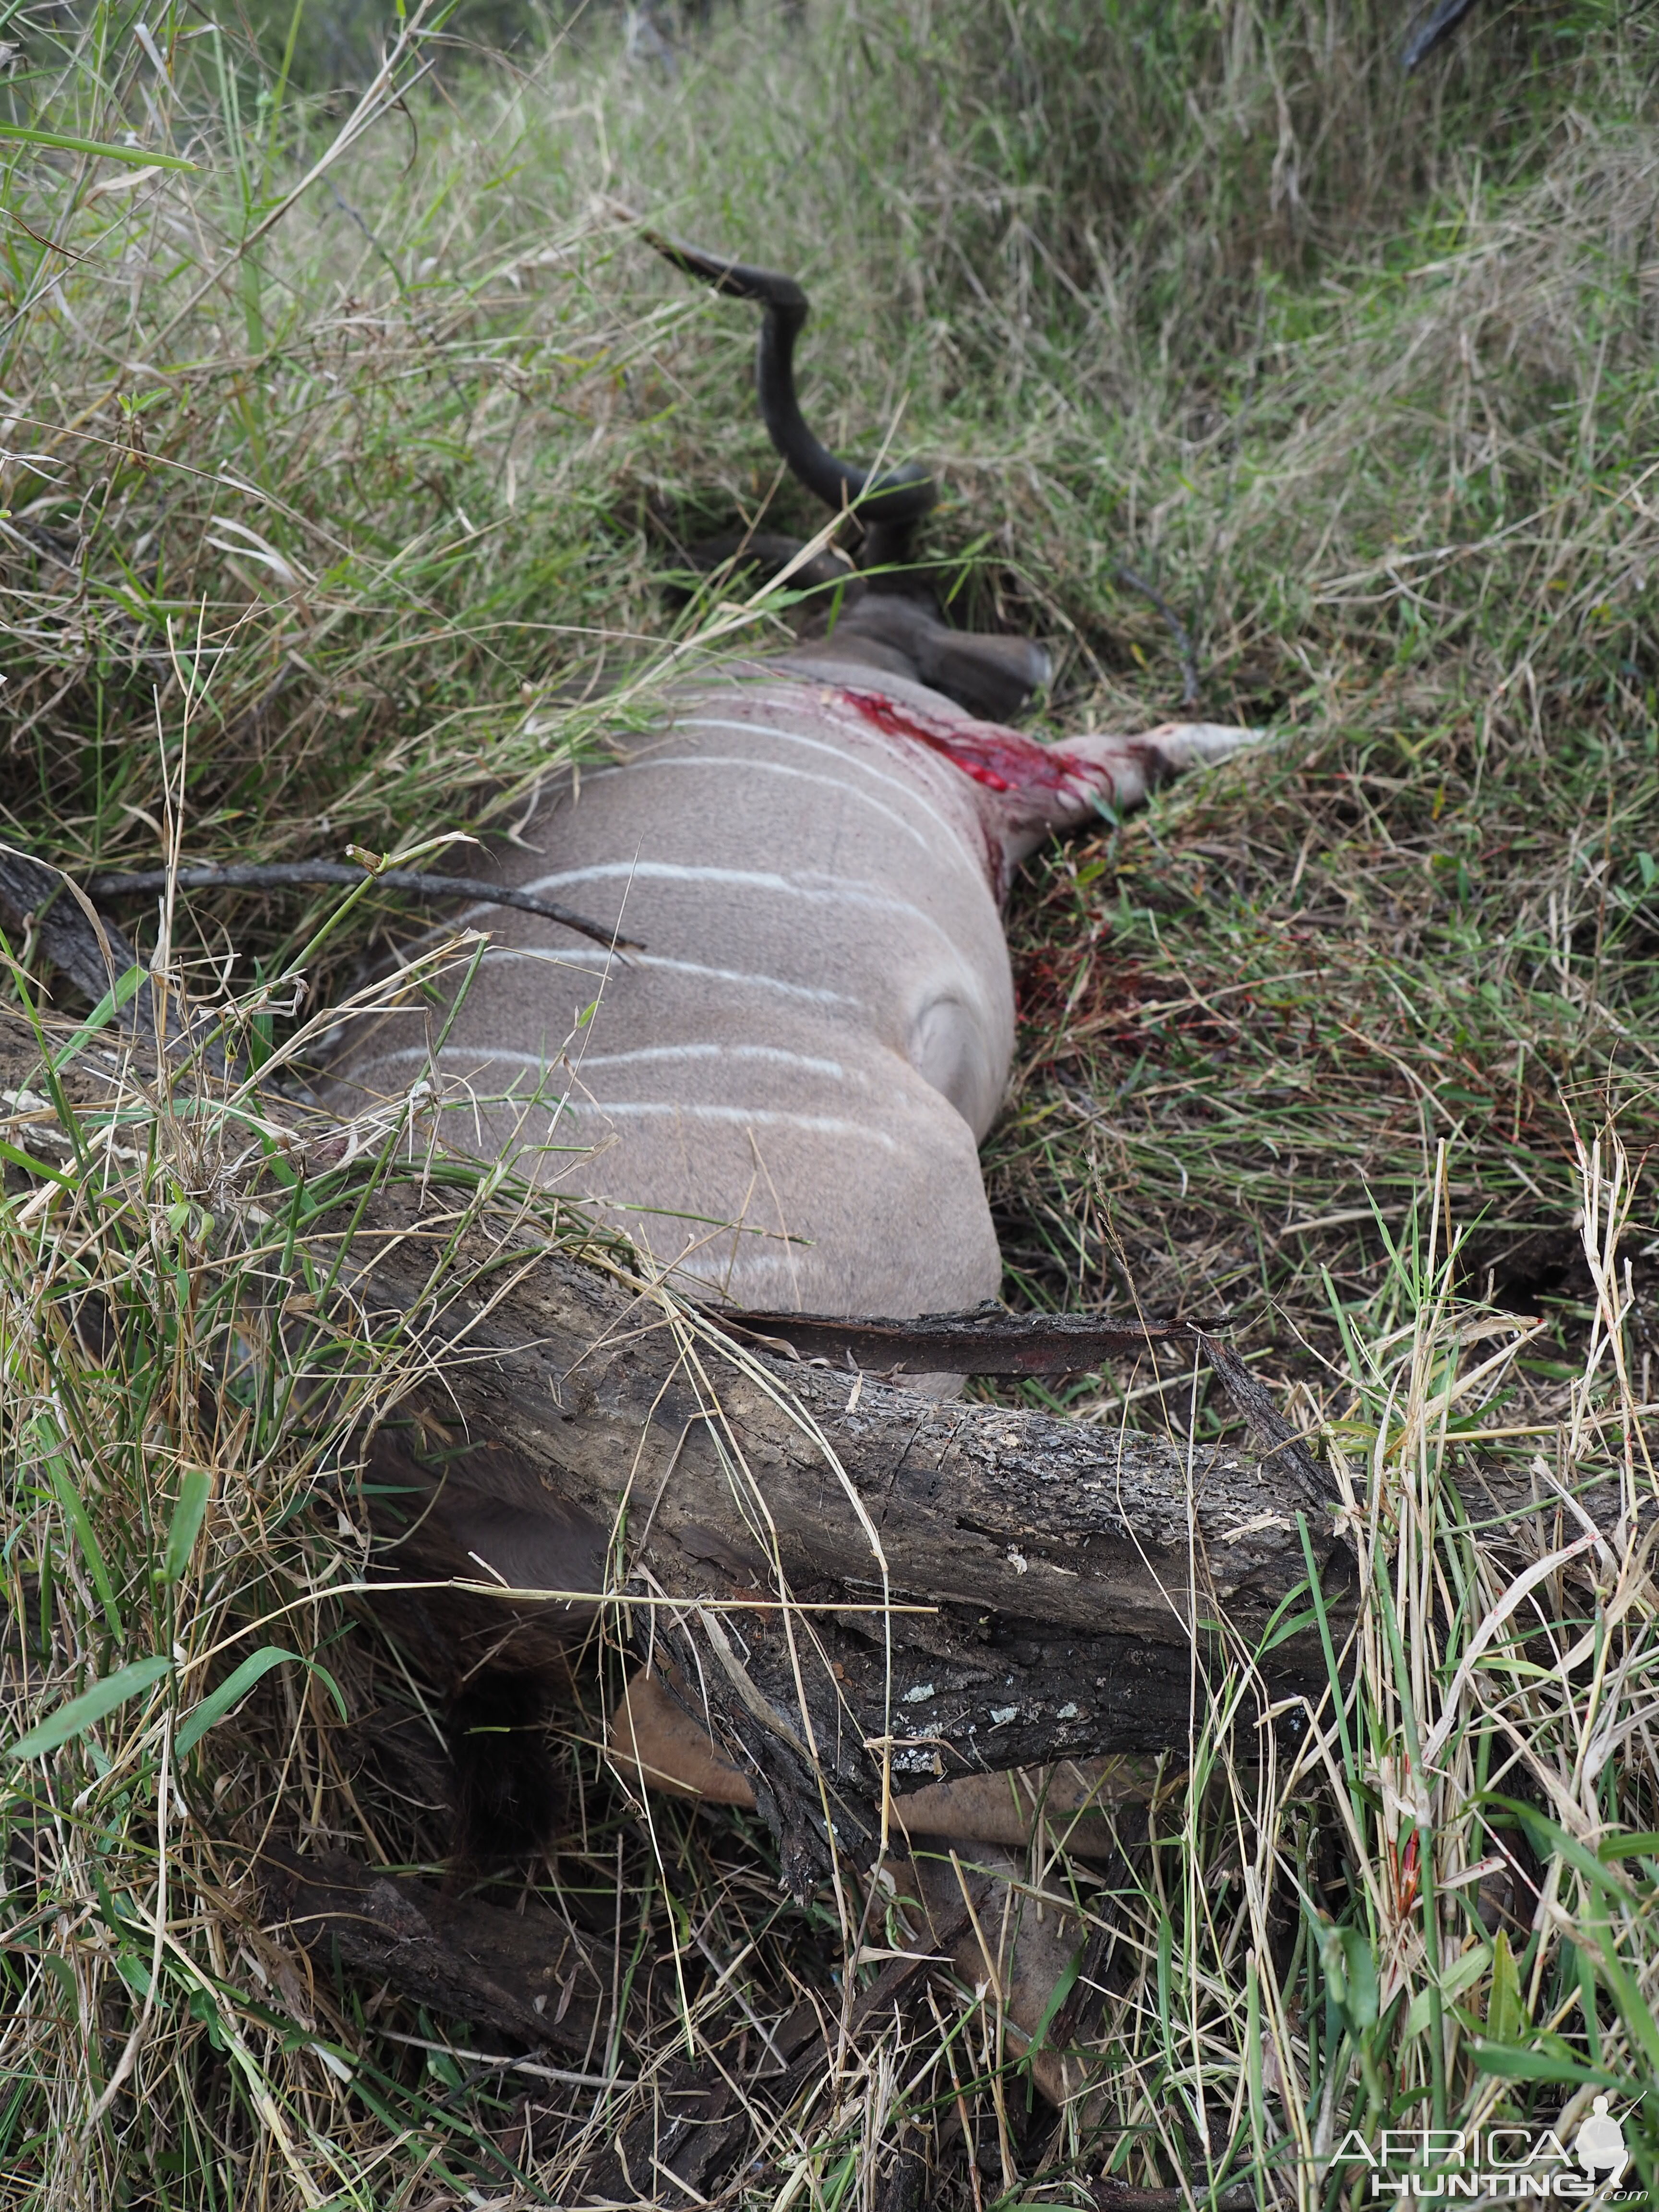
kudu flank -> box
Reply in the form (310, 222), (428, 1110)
(326, 241), (1255, 1941)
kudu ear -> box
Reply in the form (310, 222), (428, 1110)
(647, 230), (938, 565)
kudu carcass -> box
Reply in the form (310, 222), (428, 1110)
(325, 241), (1257, 2080)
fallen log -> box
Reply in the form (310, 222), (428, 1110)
(288, 1167), (1353, 1887)
(258, 1844), (614, 2056)
(257, 1846), (762, 2207)
(259, 1829), (1113, 2202)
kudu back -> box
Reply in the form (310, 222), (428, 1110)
(325, 242), (1254, 1871)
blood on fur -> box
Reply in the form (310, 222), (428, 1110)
(836, 686), (1102, 797)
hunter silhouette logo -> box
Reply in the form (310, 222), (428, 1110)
(1575, 2101), (1629, 2190)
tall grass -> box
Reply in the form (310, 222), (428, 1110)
(1, 0), (1657, 2205)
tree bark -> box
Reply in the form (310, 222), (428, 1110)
(257, 1844), (614, 2055)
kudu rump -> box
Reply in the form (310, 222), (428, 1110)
(328, 243), (1256, 1953)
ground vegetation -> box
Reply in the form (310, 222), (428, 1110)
(1, 0), (1657, 2204)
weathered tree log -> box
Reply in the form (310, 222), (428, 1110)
(0, 853), (167, 1035)
(257, 1846), (768, 2207)
(258, 1834), (1113, 2204)
(302, 1162), (1351, 1881)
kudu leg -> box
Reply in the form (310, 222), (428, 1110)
(1082, 719), (1267, 811)
(995, 719), (1267, 868)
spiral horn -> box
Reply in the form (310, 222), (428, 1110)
(650, 232), (938, 560)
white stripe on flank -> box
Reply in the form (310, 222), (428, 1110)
(579, 1042), (849, 1080)
(359, 1044), (566, 1079)
(592, 754), (933, 851)
(352, 1040), (852, 1083)
(500, 862), (962, 958)
(510, 859), (910, 910)
(352, 1079), (891, 1149)
(475, 945), (861, 1008)
(546, 1100), (896, 1149)
(673, 715), (983, 871)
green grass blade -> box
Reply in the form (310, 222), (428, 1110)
(5, 1655), (172, 1758)
(34, 1412), (123, 1636)
(50, 964), (146, 1074)
(0, 125), (196, 168)
(161, 1467), (212, 1584)
(176, 1646), (317, 1755)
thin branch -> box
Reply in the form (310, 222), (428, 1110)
(86, 864), (641, 953)
(1115, 565), (1201, 709)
